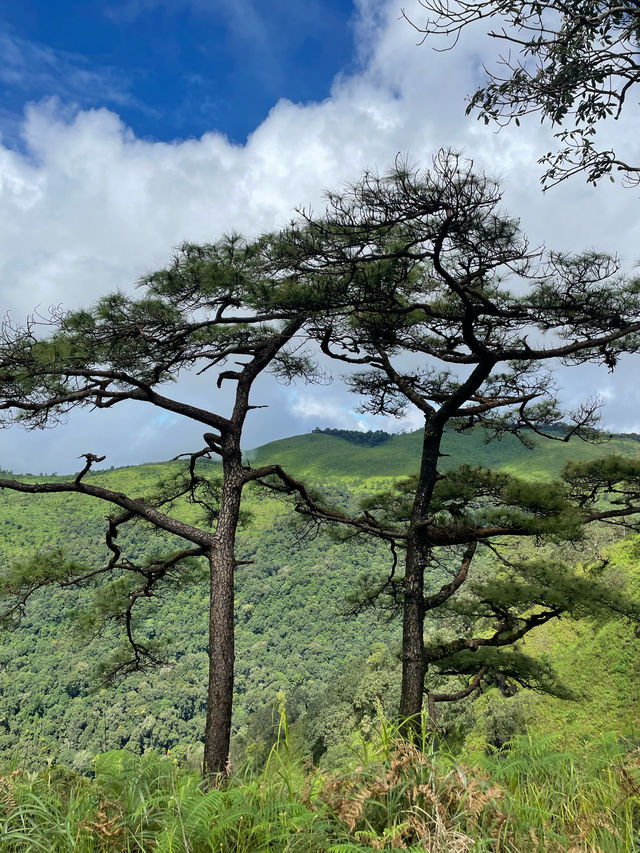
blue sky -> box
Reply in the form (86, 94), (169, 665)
(1, 0), (357, 145)
(1, 0), (640, 471)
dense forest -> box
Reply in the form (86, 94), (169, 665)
(3, 428), (640, 779)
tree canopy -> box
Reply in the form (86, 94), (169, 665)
(4, 152), (640, 765)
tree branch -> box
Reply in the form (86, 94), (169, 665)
(0, 474), (214, 548)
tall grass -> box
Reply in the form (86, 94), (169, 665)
(1, 718), (640, 851)
(477, 732), (640, 851)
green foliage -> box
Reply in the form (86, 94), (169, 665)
(476, 732), (640, 850)
(437, 647), (572, 700)
(361, 462), (584, 538)
(354, 451), (640, 706)
(0, 456), (400, 768)
(0, 549), (87, 628)
(448, 555), (640, 633)
(411, 0), (640, 187)
(249, 426), (640, 481)
(0, 749), (328, 852)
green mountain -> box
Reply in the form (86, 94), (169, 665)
(248, 426), (640, 480)
(2, 427), (640, 770)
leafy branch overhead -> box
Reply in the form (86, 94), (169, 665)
(404, 1), (640, 186)
(0, 237), (318, 433)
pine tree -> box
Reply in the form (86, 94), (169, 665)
(0, 235), (317, 777)
(260, 150), (640, 725)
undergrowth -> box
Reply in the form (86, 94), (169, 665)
(1, 712), (640, 851)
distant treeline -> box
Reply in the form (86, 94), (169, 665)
(312, 427), (394, 447)
(311, 423), (640, 446)
(542, 424), (640, 442)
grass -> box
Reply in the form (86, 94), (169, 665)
(3, 715), (640, 851)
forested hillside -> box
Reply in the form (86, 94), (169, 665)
(3, 427), (640, 771)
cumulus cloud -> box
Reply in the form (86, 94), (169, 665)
(1, 0), (640, 470)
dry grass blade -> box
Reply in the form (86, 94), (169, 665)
(78, 799), (123, 841)
(316, 739), (507, 849)
(0, 770), (20, 813)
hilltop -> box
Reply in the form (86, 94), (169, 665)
(248, 425), (640, 480)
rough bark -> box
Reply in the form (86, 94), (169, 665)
(399, 534), (428, 727)
(399, 420), (443, 725)
(203, 541), (235, 778)
(203, 434), (244, 779)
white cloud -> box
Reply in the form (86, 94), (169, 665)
(290, 392), (357, 426)
(1, 0), (639, 470)
(289, 388), (426, 436)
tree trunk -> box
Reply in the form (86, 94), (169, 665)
(203, 445), (243, 780)
(399, 537), (428, 728)
(202, 545), (235, 778)
(399, 421), (443, 728)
